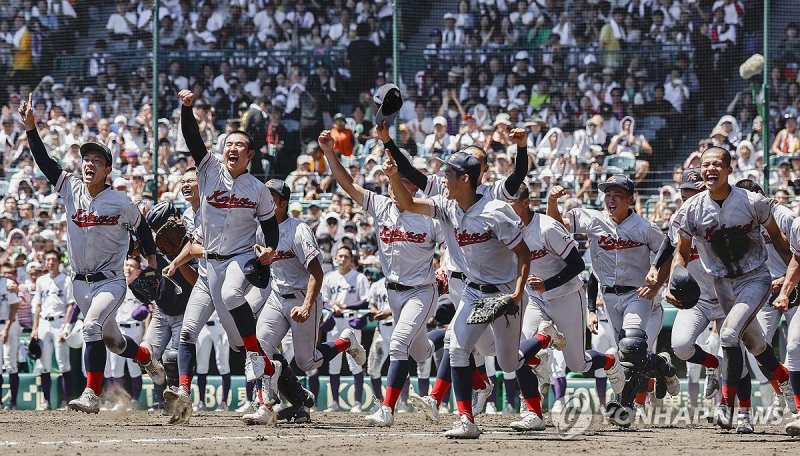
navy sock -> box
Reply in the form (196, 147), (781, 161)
(441, 385), (452, 405)
(59, 374), (71, 402)
(387, 360), (409, 390)
(504, 378), (519, 408)
(245, 381), (255, 402)
(131, 376), (143, 401)
(330, 374), (340, 403)
(40, 373), (52, 403)
(371, 377), (384, 400)
(418, 378), (430, 396)
(436, 349), (452, 383)
(596, 377), (608, 406)
(451, 366), (473, 403)
(427, 329), (446, 351)
(197, 373), (208, 402)
(254, 378), (263, 402)
(221, 373), (231, 403)
(737, 371), (752, 402)
(790, 371), (800, 397)
(119, 336), (140, 359)
(754, 345), (781, 373)
(686, 345), (713, 365)
(553, 377), (567, 401)
(229, 302), (257, 338)
(588, 349), (609, 371)
(722, 347), (744, 387)
(177, 342), (196, 377)
(353, 372), (364, 403)
(84, 340), (107, 372)
(516, 365), (540, 399)
(401, 378), (410, 401)
(309, 373), (320, 405)
(519, 337), (546, 363)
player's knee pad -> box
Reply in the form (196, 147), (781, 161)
(618, 329), (648, 370)
(163, 349), (179, 386)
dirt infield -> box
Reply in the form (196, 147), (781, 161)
(0, 408), (796, 455)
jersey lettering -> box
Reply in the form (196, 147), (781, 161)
(703, 222), (755, 242)
(454, 229), (493, 247)
(71, 209), (121, 227)
(272, 250), (297, 262)
(205, 190), (257, 209)
(379, 226), (426, 244)
(597, 233), (645, 251)
(530, 248), (548, 260)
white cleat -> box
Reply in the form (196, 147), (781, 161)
(704, 365), (720, 399)
(472, 381), (494, 416)
(242, 404), (277, 426)
(712, 405), (734, 430)
(408, 393), (439, 423)
(438, 405), (451, 416)
(779, 380), (798, 414)
(510, 412), (546, 431)
(340, 328), (367, 365)
(68, 388), (100, 414)
(324, 402), (341, 412)
(350, 401), (363, 413)
(261, 360), (282, 406)
(36, 400), (50, 411)
(736, 411), (754, 434)
(533, 351), (551, 395)
(444, 414), (481, 439)
(657, 352), (680, 396)
(539, 321), (566, 350)
(235, 400), (256, 414)
(785, 414), (800, 436)
(364, 404), (395, 427)
(485, 402), (497, 415)
(244, 352), (266, 382)
(167, 388), (193, 425)
(604, 348), (626, 395)
(139, 342), (166, 385)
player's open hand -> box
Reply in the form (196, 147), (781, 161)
(375, 121), (390, 143)
(318, 130), (335, 154)
(637, 284), (659, 300)
(254, 244), (274, 265)
(548, 185), (568, 202)
(509, 128), (528, 148)
(18, 93), (35, 131)
(383, 150), (398, 177)
(587, 311), (598, 334)
(178, 90), (194, 107)
(291, 306), (311, 323)
(526, 275), (546, 292)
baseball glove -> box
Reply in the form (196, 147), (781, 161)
(155, 216), (186, 258)
(466, 294), (519, 325)
(129, 267), (161, 302)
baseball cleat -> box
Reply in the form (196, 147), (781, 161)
(261, 360), (282, 406)
(538, 321), (566, 350)
(604, 348), (626, 395)
(168, 388), (193, 425)
(408, 393), (439, 423)
(242, 404), (277, 426)
(438, 405), (451, 416)
(139, 342), (166, 386)
(277, 404), (312, 424)
(364, 404), (395, 427)
(712, 405), (734, 430)
(324, 402), (341, 412)
(215, 402), (229, 412)
(68, 388), (100, 414)
(533, 351), (551, 395)
(37, 400), (50, 411)
(704, 365), (720, 399)
(244, 352), (266, 382)
(656, 353), (680, 396)
(779, 380), (798, 414)
(340, 328), (367, 365)
(736, 411), (754, 434)
(785, 414), (800, 436)
(235, 400), (256, 414)
(605, 401), (633, 428)
(444, 414), (481, 439)
(350, 401), (363, 413)
(510, 412), (546, 431)
(472, 381), (494, 416)
(302, 387), (316, 409)
(766, 394), (786, 423)
(193, 402), (207, 413)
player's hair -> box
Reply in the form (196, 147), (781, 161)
(517, 185), (530, 200)
(225, 130), (255, 151)
(336, 246), (353, 258)
(0, 261), (13, 270)
(43, 249), (61, 261)
(734, 179), (764, 194)
(701, 146), (732, 167)
(183, 166), (197, 174)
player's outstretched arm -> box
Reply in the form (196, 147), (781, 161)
(374, 122), (428, 191)
(502, 128), (533, 196)
(178, 90), (208, 165)
(19, 93), (62, 186)
(318, 130), (366, 204)
(384, 150), (433, 216)
(546, 185), (568, 226)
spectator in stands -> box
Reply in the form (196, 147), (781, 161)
(330, 113), (355, 157)
(772, 114), (800, 156)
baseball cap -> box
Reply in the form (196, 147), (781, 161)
(333, 112), (346, 122)
(515, 50), (529, 61)
(679, 168), (703, 190)
(80, 141), (113, 166)
(433, 116), (447, 127)
(597, 174), (635, 194)
(297, 154), (312, 166)
(26, 261), (43, 273)
(436, 152), (481, 186)
(373, 83), (403, 126)
(266, 178), (291, 201)
(289, 201), (303, 213)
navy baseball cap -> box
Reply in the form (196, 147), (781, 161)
(437, 152), (481, 186)
(373, 83), (403, 126)
(679, 168), (703, 190)
(266, 179), (291, 201)
(598, 174), (635, 194)
(80, 141), (113, 166)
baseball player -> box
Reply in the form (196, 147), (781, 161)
(386, 151), (530, 439)
(175, 89), (281, 423)
(367, 275), (391, 408)
(548, 174), (679, 427)
(30, 250), (74, 411)
(0, 262), (21, 410)
(20, 93), (165, 414)
(674, 146), (794, 429)
(587, 282), (617, 419)
(194, 310), (231, 412)
(320, 130), (445, 426)
(107, 258), (152, 410)
(775, 210), (800, 435)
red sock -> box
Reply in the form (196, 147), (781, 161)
(535, 333), (552, 349)
(133, 345), (151, 364)
(635, 391), (647, 405)
(648, 378), (655, 392)
(384, 386), (402, 411)
(86, 371), (103, 395)
(241, 334), (263, 354)
(256, 386), (264, 405)
(739, 399), (751, 411)
(704, 354), (719, 368)
(179, 374), (191, 394)
(721, 385), (737, 407)
(333, 338), (351, 353)
(603, 354), (615, 370)
(263, 356), (275, 375)
(527, 356), (541, 366)
(771, 365), (789, 383)
(430, 379), (450, 405)
(794, 394), (800, 411)
(456, 399), (474, 422)
(523, 396), (543, 418)
(472, 370), (487, 389)
(769, 379), (781, 394)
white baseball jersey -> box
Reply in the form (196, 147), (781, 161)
(369, 278), (392, 325)
(363, 190), (445, 286)
(322, 269), (370, 308)
(117, 287), (147, 325)
(568, 208), (664, 288)
(787, 217), (800, 257)
(429, 194), (524, 285)
(270, 216), (321, 294)
(0, 277), (21, 321)
(196, 153), (276, 256)
(762, 203), (795, 279)
(679, 187), (772, 279)
(669, 207), (717, 301)
(55, 172), (142, 274)
(522, 213), (583, 299)
(32, 273), (74, 318)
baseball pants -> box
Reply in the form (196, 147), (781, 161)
(757, 303), (797, 347)
(36, 316), (71, 373)
(713, 266), (772, 356)
(448, 273), (494, 361)
(386, 284), (437, 363)
(368, 323), (392, 379)
(672, 299), (726, 365)
(143, 308), (183, 360)
(256, 290), (325, 372)
(109, 323), (144, 378)
(328, 317), (363, 375)
(196, 319), (230, 375)
(645, 304), (664, 352)
(2, 321), (22, 374)
(601, 289), (655, 342)
(785, 309), (800, 371)
(180, 275), (243, 348)
(72, 277), (129, 354)
(522, 290), (592, 372)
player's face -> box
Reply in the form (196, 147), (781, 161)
(700, 150), (732, 191)
(44, 253), (60, 273)
(443, 169), (469, 200)
(223, 133), (256, 175)
(81, 151), (111, 186)
(336, 250), (353, 272)
(603, 188), (633, 218)
(179, 171), (199, 204)
(511, 196), (529, 218)
(123, 259), (141, 281)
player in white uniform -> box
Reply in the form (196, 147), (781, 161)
(675, 146), (794, 429)
(775, 214), (800, 435)
(107, 258), (151, 410)
(0, 265), (21, 410)
(548, 174), (679, 427)
(31, 250), (75, 410)
(247, 179), (365, 425)
(20, 93), (165, 414)
(386, 151), (531, 439)
(177, 90), (282, 423)
(366, 277), (392, 407)
(320, 130), (445, 426)
(194, 310), (230, 412)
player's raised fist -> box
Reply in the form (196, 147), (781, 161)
(19, 92), (35, 130)
(375, 121), (390, 143)
(509, 128), (528, 148)
(548, 185), (568, 201)
(318, 130), (334, 154)
(178, 90), (194, 107)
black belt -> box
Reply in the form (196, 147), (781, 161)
(381, 322), (393, 327)
(281, 292), (303, 299)
(603, 285), (638, 295)
(386, 282), (414, 292)
(599, 319), (608, 323)
(44, 316), (63, 321)
(74, 272), (111, 283)
(206, 252), (238, 261)
(119, 322), (141, 328)
(0, 320), (5, 324)
(467, 282), (500, 293)
(205, 321), (216, 326)
(450, 271), (466, 281)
